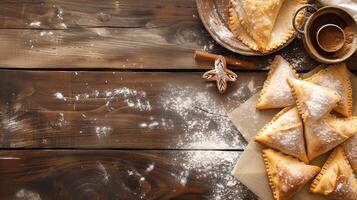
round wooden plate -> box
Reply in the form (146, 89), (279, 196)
(196, 0), (298, 56)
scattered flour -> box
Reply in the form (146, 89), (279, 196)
(73, 87), (151, 112)
(160, 85), (245, 149)
(15, 188), (41, 200)
(40, 31), (54, 37)
(52, 4), (68, 29)
(104, 88), (151, 111)
(145, 163), (155, 172)
(97, 161), (110, 184)
(28, 21), (41, 28)
(51, 112), (67, 128)
(54, 92), (67, 101)
(172, 151), (257, 200)
(95, 126), (112, 138)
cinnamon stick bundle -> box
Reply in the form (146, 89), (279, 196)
(194, 51), (255, 69)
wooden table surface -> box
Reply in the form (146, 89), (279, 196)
(0, 0), (356, 199)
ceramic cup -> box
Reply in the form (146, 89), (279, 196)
(293, 5), (357, 64)
(316, 24), (345, 53)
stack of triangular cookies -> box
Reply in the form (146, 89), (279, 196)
(254, 55), (357, 200)
(228, 0), (306, 53)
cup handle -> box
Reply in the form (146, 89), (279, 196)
(292, 5), (317, 35)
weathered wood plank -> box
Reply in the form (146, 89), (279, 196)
(0, 70), (267, 149)
(0, 0), (354, 70)
(0, 0), (197, 29)
(0, 150), (257, 200)
(0, 27), (354, 70)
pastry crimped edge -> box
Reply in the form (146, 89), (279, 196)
(345, 73), (353, 117)
(262, 149), (280, 200)
(343, 135), (357, 173)
(287, 78), (310, 122)
(305, 63), (353, 117)
(310, 147), (353, 193)
(228, 1), (259, 51)
(256, 55), (299, 109)
(228, 0), (307, 54)
(334, 63), (353, 117)
(323, 63), (352, 117)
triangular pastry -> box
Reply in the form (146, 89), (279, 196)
(287, 78), (341, 123)
(256, 56), (298, 109)
(262, 149), (320, 200)
(342, 135), (357, 173)
(255, 107), (308, 163)
(311, 147), (357, 200)
(305, 115), (357, 161)
(305, 63), (353, 117)
(233, 0), (285, 49)
(228, 0), (306, 53)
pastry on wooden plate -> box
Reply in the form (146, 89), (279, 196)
(287, 78), (341, 123)
(342, 135), (357, 173)
(262, 149), (320, 200)
(228, 0), (306, 53)
(255, 107), (308, 163)
(256, 56), (299, 109)
(233, 0), (285, 50)
(305, 63), (352, 117)
(311, 147), (357, 200)
(305, 115), (357, 161)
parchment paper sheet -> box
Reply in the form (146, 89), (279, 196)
(228, 73), (357, 200)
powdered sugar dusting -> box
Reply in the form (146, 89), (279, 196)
(276, 163), (304, 193)
(313, 74), (343, 94)
(263, 108), (304, 156)
(264, 57), (296, 105)
(331, 174), (357, 199)
(310, 117), (343, 145)
(305, 87), (337, 122)
(269, 128), (302, 153)
(309, 72), (345, 108)
(342, 135), (357, 171)
(291, 78), (339, 122)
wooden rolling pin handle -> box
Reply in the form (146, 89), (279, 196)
(194, 51), (255, 68)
